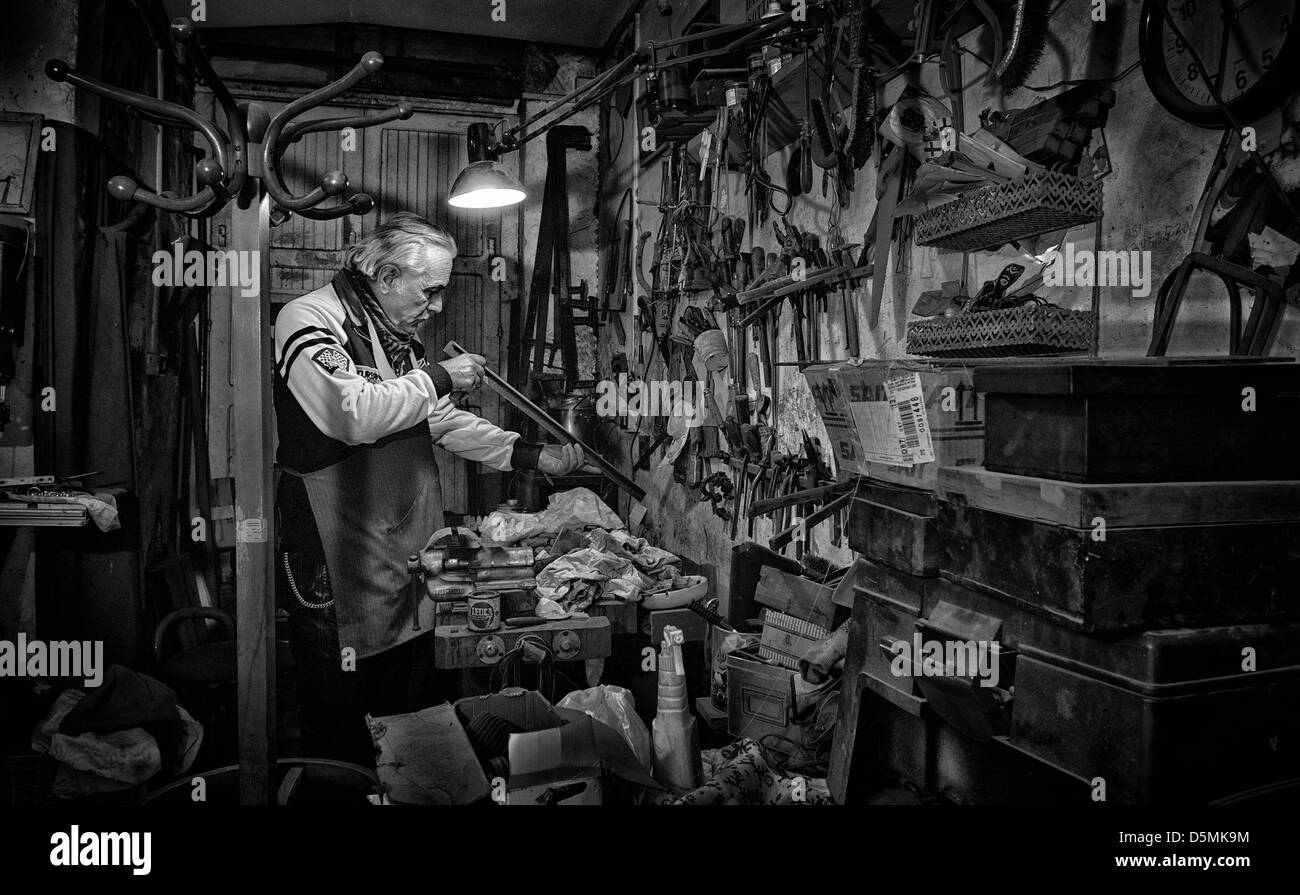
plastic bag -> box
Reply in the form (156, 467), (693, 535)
(479, 488), (623, 546)
(556, 685), (652, 771)
(540, 488), (623, 532)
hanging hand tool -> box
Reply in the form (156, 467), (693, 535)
(844, 0), (876, 171)
(769, 490), (852, 552)
(633, 426), (670, 472)
(869, 146), (904, 330)
(749, 479), (854, 518)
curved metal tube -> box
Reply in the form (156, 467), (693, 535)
(170, 17), (248, 199)
(46, 59), (230, 179)
(280, 103), (413, 146)
(278, 192), (375, 221)
(108, 175), (227, 216)
(46, 58), (237, 215)
(261, 52), (385, 210)
(178, 192), (231, 219)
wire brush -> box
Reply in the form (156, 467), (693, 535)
(995, 0), (1050, 92)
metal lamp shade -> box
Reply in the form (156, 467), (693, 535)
(447, 160), (526, 209)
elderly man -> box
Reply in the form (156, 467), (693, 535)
(273, 212), (586, 763)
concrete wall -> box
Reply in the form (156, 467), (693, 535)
(598, 0), (1300, 610)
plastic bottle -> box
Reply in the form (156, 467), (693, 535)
(651, 626), (703, 791)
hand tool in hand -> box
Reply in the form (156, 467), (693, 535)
(445, 341), (645, 501)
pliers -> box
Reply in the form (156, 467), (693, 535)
(773, 217), (806, 263)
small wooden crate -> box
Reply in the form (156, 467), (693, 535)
(754, 565), (847, 630)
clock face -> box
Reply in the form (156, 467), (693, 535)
(1140, 0), (1300, 126)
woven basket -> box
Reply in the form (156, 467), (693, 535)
(914, 171), (1103, 252)
(907, 305), (1094, 357)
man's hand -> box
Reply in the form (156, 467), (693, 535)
(536, 443), (598, 476)
(438, 353), (487, 390)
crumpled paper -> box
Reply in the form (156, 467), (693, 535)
(479, 487), (623, 545)
(532, 525), (683, 611)
(535, 547), (659, 612)
(584, 528), (679, 574)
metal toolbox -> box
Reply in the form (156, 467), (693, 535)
(976, 359), (1300, 483)
(939, 466), (1300, 632)
(725, 649), (795, 742)
(847, 482), (942, 577)
(922, 577), (1300, 804)
(1010, 621), (1300, 804)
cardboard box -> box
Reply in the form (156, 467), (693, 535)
(754, 565), (852, 630)
(804, 360), (984, 491)
(454, 688), (662, 803)
(506, 715), (604, 805)
(369, 703), (491, 805)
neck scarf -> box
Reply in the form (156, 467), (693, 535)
(338, 267), (415, 375)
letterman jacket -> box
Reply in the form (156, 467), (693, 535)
(273, 276), (535, 560)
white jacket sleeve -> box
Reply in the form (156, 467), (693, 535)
(275, 302), (440, 446)
(427, 395), (520, 471)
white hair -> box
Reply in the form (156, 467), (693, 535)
(344, 212), (458, 277)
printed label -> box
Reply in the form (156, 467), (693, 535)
(886, 373), (935, 466)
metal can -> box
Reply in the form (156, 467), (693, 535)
(467, 591), (501, 632)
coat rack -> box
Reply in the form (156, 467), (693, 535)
(47, 18), (411, 804)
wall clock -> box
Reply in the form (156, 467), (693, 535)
(1140, 0), (1300, 127)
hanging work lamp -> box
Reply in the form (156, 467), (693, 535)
(448, 122), (526, 208)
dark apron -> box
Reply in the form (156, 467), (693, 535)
(295, 312), (444, 659)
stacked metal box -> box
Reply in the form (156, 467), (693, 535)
(832, 359), (1300, 805)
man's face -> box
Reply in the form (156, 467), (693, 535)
(373, 246), (453, 333)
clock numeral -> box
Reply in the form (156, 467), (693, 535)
(1174, 36), (1185, 54)
(1262, 48), (1274, 70)
(1181, 0), (1197, 21)
(1236, 69), (1248, 90)
(1187, 61), (1199, 82)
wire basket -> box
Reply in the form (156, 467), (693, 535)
(906, 305), (1094, 357)
(914, 171), (1103, 252)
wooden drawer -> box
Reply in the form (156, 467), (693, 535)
(433, 618), (612, 669)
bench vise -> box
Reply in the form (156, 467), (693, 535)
(407, 527), (537, 601)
